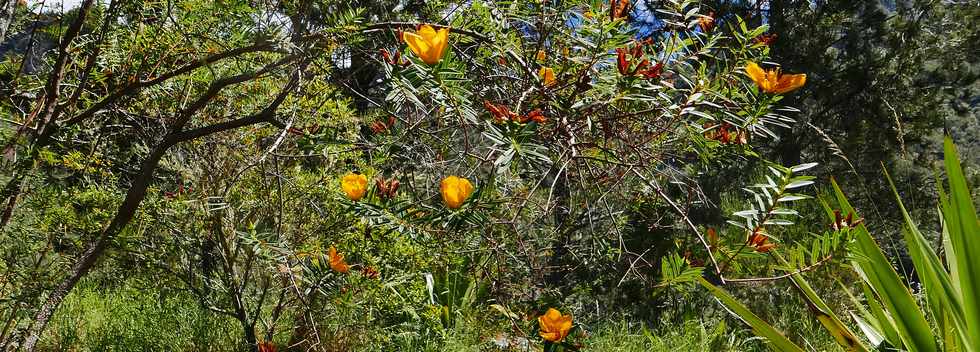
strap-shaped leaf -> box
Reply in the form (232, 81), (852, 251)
(785, 266), (869, 352)
(885, 168), (971, 351)
(699, 277), (805, 352)
(831, 179), (936, 352)
(938, 137), (980, 351)
(859, 281), (901, 347)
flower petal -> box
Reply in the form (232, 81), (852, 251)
(545, 308), (562, 320)
(417, 24), (437, 41)
(745, 61), (768, 89)
(774, 73), (806, 94)
(539, 331), (560, 342)
(539, 67), (556, 86)
(403, 32), (431, 62)
(429, 27), (449, 64)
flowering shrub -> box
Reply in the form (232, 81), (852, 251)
(6, 0), (921, 350)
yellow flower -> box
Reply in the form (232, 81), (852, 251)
(539, 67), (556, 87)
(536, 49), (547, 61)
(745, 61), (806, 94)
(538, 308), (573, 342)
(341, 173), (368, 201)
(328, 246), (350, 273)
(440, 175), (474, 209)
(404, 24), (450, 65)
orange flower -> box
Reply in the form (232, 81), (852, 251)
(704, 123), (748, 144)
(616, 48), (631, 75)
(707, 228), (719, 250)
(328, 246), (350, 273)
(698, 12), (715, 32)
(747, 231), (776, 253)
(484, 101), (546, 124)
(369, 120), (388, 134)
(745, 61), (806, 94)
(440, 175), (474, 209)
(639, 62), (663, 79)
(484, 101), (519, 122)
(526, 109), (546, 123)
(361, 265), (379, 279)
(257, 341), (276, 352)
(756, 242), (775, 253)
(538, 308), (573, 342)
(539, 67), (556, 87)
(341, 173), (368, 201)
(616, 42), (662, 80)
(754, 33), (777, 46)
(611, 0), (630, 20)
(404, 24), (449, 65)
(376, 178), (400, 200)
(380, 48), (409, 66)
(831, 210), (864, 230)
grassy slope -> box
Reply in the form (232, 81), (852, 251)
(39, 281), (846, 352)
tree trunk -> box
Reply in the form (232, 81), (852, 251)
(0, 0), (18, 41)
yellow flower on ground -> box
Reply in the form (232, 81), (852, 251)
(745, 61), (806, 94)
(328, 246), (350, 273)
(538, 308), (573, 342)
(539, 67), (556, 87)
(341, 173), (368, 201)
(440, 175), (474, 209)
(404, 24), (449, 65)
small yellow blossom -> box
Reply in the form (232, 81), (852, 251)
(341, 173), (368, 201)
(404, 24), (450, 65)
(539, 67), (556, 87)
(440, 175), (474, 209)
(538, 308), (573, 342)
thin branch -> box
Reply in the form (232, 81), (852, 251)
(362, 22), (490, 43)
(631, 169), (725, 284)
(722, 254), (834, 284)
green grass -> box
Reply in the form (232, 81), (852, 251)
(41, 281), (241, 352)
(583, 318), (751, 351)
(38, 280), (846, 351)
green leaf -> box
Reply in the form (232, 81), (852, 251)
(851, 313), (885, 347)
(884, 168), (971, 350)
(831, 179), (936, 352)
(938, 137), (980, 351)
(860, 282), (901, 347)
(837, 279), (884, 346)
(775, 253), (869, 352)
(699, 277), (805, 352)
